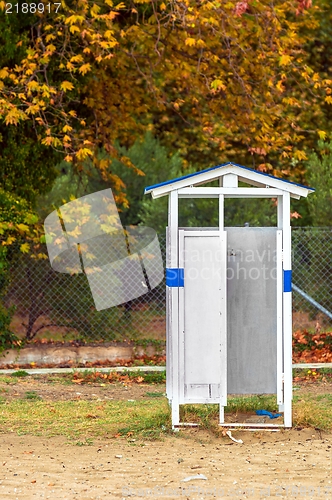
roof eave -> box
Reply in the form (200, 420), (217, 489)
(144, 162), (314, 199)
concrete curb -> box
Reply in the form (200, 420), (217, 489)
(0, 343), (165, 368)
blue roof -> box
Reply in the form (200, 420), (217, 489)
(144, 162), (315, 194)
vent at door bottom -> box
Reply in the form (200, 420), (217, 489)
(184, 384), (220, 399)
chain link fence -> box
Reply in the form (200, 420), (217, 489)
(1, 228), (332, 343)
(292, 228), (332, 332)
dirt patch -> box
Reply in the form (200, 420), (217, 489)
(0, 429), (331, 499)
(0, 376), (331, 499)
(1, 373), (332, 401)
(0, 375), (164, 402)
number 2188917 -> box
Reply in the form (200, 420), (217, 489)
(5, 3), (61, 14)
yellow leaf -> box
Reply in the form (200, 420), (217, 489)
(318, 130), (327, 140)
(46, 44), (56, 52)
(69, 110), (77, 117)
(25, 104), (40, 116)
(104, 30), (115, 40)
(197, 39), (206, 48)
(27, 80), (40, 91)
(185, 38), (196, 47)
(60, 81), (74, 92)
(20, 243), (30, 254)
(211, 79), (226, 91)
(65, 155), (73, 162)
(76, 148), (93, 160)
(160, 2), (166, 10)
(276, 80), (285, 93)
(52, 137), (62, 147)
(70, 54), (84, 63)
(37, 253), (48, 259)
(78, 63), (92, 75)
(0, 68), (9, 79)
(69, 25), (80, 34)
(279, 54), (292, 66)
(90, 3), (101, 16)
(16, 223), (29, 232)
(294, 150), (308, 161)
(41, 136), (53, 146)
(45, 34), (56, 42)
(63, 124), (73, 132)
(5, 236), (16, 245)
(325, 96), (332, 105)
(65, 15), (85, 25)
(5, 108), (24, 125)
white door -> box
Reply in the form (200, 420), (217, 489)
(178, 230), (227, 405)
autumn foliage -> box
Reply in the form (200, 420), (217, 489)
(0, 0), (331, 183)
(293, 329), (332, 363)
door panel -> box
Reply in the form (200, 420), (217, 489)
(179, 231), (227, 403)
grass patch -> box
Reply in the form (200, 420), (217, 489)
(24, 391), (42, 401)
(0, 393), (331, 438)
(0, 375), (16, 385)
(293, 394), (332, 431)
(126, 370), (166, 384)
(225, 394), (277, 413)
(70, 369), (166, 385)
(179, 395), (278, 431)
(0, 397), (171, 441)
(0, 370), (331, 438)
(145, 391), (165, 398)
(179, 392), (332, 433)
(293, 368), (332, 384)
(11, 370), (29, 378)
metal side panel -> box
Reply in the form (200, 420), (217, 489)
(226, 227), (278, 394)
(276, 230), (283, 405)
(165, 227), (171, 400)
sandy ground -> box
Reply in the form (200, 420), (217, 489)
(1, 429), (331, 500)
(0, 376), (331, 500)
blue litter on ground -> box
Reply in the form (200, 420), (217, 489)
(256, 410), (282, 419)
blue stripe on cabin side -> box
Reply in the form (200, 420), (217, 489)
(166, 268), (184, 287)
(283, 270), (292, 293)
